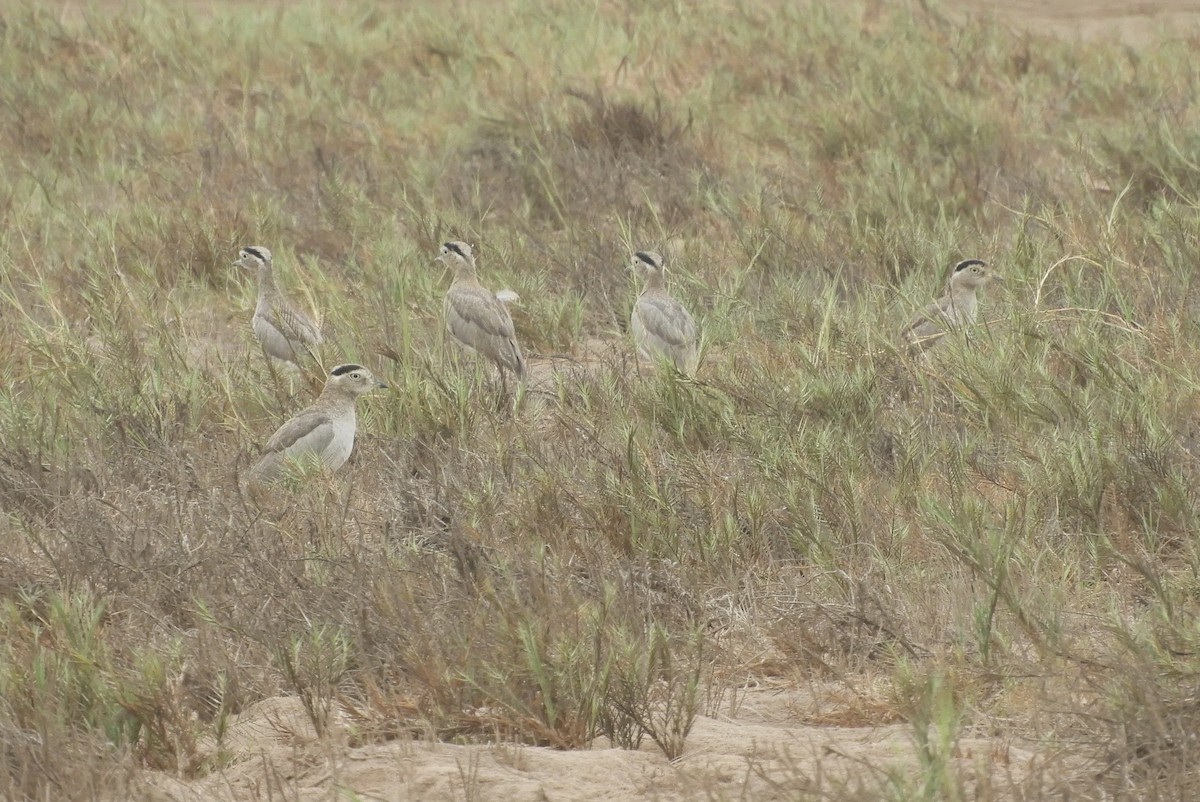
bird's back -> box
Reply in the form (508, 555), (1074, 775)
(903, 289), (978, 352)
(632, 289), (698, 371)
(904, 299), (950, 339)
(254, 286), (322, 364)
(251, 404), (345, 483)
(446, 278), (525, 376)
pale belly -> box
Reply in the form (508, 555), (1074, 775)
(253, 312), (297, 362)
(322, 413), (357, 471)
(630, 309), (657, 360)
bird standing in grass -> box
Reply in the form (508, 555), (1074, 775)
(249, 363), (387, 484)
(437, 241), (526, 382)
(234, 246), (324, 372)
(903, 258), (1003, 353)
(629, 250), (698, 373)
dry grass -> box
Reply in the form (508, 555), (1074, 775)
(3, 0), (1200, 799)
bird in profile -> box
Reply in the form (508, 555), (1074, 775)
(437, 241), (526, 382)
(249, 363), (387, 484)
(903, 259), (1003, 353)
(629, 250), (698, 373)
(233, 246), (324, 371)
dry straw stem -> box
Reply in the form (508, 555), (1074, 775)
(1032, 254), (1147, 335)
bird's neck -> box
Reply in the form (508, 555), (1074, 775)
(947, 286), (978, 317)
(454, 262), (479, 282)
(317, 388), (357, 410)
(643, 273), (665, 291)
(257, 263), (279, 296)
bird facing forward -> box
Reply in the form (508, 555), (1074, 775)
(249, 363), (387, 484)
(629, 250), (698, 373)
(903, 259), (1002, 353)
(437, 241), (526, 381)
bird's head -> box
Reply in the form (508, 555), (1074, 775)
(630, 250), (666, 284)
(324, 364), (388, 398)
(234, 245), (272, 270)
(950, 259), (1001, 290)
(436, 241), (476, 274)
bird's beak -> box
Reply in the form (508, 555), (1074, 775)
(377, 381), (389, 390)
(991, 273), (1005, 282)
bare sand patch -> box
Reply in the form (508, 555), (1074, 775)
(947, 0), (1200, 43)
(135, 688), (1052, 801)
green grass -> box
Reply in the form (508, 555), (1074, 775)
(3, 0), (1200, 798)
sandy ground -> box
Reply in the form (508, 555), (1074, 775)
(951, 0), (1200, 43)
(107, 1), (1199, 799)
(136, 688), (1047, 801)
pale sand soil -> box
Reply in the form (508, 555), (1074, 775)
(92, 0), (1200, 799)
(950, 0), (1200, 42)
(134, 689), (1048, 801)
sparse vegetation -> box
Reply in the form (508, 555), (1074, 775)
(3, 0), (1200, 799)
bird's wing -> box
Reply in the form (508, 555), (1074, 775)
(445, 282), (526, 376)
(273, 301), (324, 347)
(635, 293), (698, 349)
(903, 298), (951, 339)
(446, 283), (518, 340)
(262, 409), (335, 457)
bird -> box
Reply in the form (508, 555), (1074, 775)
(248, 363), (387, 484)
(436, 241), (526, 381)
(629, 250), (699, 373)
(902, 258), (1003, 353)
(233, 246), (324, 371)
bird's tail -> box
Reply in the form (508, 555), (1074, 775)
(515, 348), (527, 382)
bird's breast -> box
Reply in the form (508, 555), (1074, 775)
(948, 294), (978, 325)
(323, 411), (357, 470)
